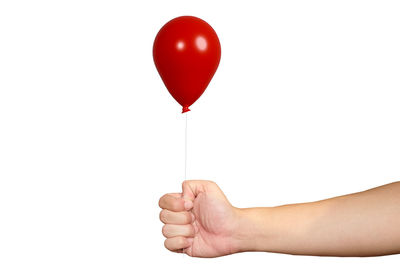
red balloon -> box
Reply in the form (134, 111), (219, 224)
(153, 16), (221, 113)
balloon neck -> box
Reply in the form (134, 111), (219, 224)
(182, 106), (191, 113)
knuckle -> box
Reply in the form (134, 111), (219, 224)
(162, 225), (169, 237)
(182, 180), (187, 188)
(206, 180), (216, 186)
(163, 239), (170, 250)
(158, 195), (166, 208)
(159, 210), (166, 222)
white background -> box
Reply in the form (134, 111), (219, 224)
(1, 0), (399, 266)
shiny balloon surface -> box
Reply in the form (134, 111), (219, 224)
(153, 16), (221, 113)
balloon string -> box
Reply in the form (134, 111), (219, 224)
(182, 112), (188, 257)
(184, 112), (188, 181)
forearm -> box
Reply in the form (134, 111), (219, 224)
(235, 182), (400, 256)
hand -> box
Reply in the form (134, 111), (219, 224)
(158, 180), (241, 257)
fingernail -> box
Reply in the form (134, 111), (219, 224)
(191, 213), (195, 222)
(186, 238), (194, 245)
(184, 200), (193, 210)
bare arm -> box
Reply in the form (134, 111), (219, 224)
(159, 181), (400, 257)
(236, 181), (400, 256)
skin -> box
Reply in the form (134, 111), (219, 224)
(159, 180), (400, 257)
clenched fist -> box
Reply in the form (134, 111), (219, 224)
(158, 180), (242, 257)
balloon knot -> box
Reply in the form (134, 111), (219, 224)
(182, 106), (191, 113)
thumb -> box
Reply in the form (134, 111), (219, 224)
(182, 180), (206, 200)
(182, 180), (215, 209)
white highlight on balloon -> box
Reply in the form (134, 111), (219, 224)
(177, 41), (185, 50)
(195, 36), (207, 51)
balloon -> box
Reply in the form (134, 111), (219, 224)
(153, 16), (221, 113)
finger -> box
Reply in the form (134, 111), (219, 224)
(182, 180), (216, 201)
(160, 209), (194, 225)
(159, 193), (185, 211)
(168, 193), (182, 198)
(162, 224), (195, 238)
(164, 236), (193, 252)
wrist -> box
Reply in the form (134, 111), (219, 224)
(232, 202), (325, 255)
(231, 207), (277, 253)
